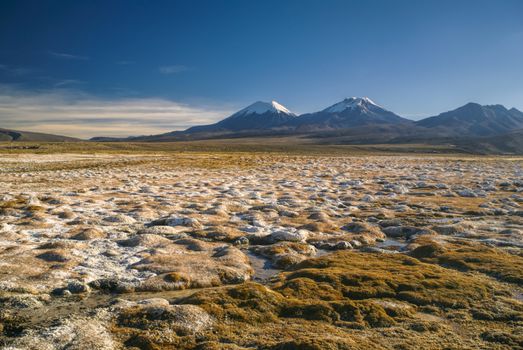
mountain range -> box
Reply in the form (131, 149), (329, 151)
(102, 97), (523, 143)
(2, 97), (523, 154)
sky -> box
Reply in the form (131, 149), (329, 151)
(1, 0), (522, 138)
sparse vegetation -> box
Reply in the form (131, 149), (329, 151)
(0, 151), (521, 349)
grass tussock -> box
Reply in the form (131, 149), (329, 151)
(109, 251), (522, 349)
(410, 238), (523, 285)
(274, 252), (492, 309)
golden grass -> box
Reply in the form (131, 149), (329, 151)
(2, 139), (518, 157)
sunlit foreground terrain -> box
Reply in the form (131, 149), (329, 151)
(0, 143), (522, 349)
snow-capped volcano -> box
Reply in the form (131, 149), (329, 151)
(185, 100), (297, 133)
(235, 100), (296, 116)
(290, 97), (410, 130)
(324, 97), (381, 113)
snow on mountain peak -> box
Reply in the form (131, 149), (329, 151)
(270, 101), (294, 115)
(324, 97), (381, 113)
(237, 101), (296, 116)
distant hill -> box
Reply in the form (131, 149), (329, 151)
(90, 136), (137, 142)
(416, 103), (523, 136)
(453, 129), (523, 154)
(0, 128), (79, 142)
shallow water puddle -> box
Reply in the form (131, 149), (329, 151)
(376, 238), (408, 251)
(245, 251), (281, 282)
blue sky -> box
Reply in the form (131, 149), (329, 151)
(1, 0), (522, 138)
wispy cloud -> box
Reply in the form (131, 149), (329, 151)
(53, 79), (85, 88)
(0, 85), (232, 139)
(0, 64), (34, 76)
(48, 51), (89, 60)
(159, 65), (190, 74)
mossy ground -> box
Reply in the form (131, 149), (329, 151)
(410, 237), (523, 286)
(111, 251), (523, 349)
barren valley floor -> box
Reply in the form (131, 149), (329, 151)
(0, 147), (522, 349)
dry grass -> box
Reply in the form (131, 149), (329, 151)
(0, 140), (470, 156)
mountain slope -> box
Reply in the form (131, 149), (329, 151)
(416, 103), (523, 136)
(453, 129), (523, 154)
(0, 128), (79, 142)
(290, 97), (411, 131)
(185, 100), (297, 133)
